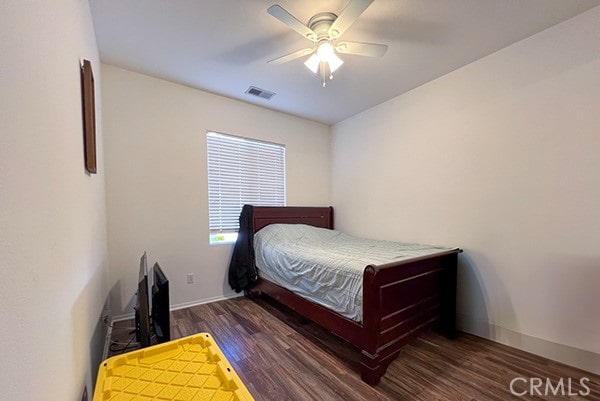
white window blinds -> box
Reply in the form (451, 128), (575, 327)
(207, 131), (286, 234)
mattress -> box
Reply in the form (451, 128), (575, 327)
(254, 224), (454, 322)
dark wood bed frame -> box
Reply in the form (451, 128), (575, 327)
(248, 206), (462, 386)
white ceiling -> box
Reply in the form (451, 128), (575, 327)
(90, 0), (600, 125)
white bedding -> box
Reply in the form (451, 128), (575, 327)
(254, 224), (454, 322)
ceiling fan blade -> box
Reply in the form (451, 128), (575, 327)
(328, 0), (374, 39)
(336, 41), (388, 57)
(268, 47), (315, 64)
(267, 5), (317, 41)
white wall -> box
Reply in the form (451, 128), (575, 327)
(101, 65), (331, 317)
(331, 7), (600, 373)
(0, 1), (109, 400)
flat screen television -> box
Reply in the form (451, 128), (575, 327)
(151, 262), (170, 343)
(134, 252), (152, 347)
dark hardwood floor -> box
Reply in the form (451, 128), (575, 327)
(109, 296), (599, 400)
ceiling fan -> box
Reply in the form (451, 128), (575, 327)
(267, 0), (388, 87)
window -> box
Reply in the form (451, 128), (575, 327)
(207, 131), (286, 244)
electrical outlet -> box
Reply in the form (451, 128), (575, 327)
(186, 273), (195, 284)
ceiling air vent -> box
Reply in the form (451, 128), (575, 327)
(245, 86), (275, 100)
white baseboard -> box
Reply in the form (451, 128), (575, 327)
(457, 313), (600, 375)
(170, 292), (244, 311)
(111, 292), (244, 323)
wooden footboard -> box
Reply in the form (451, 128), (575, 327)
(360, 249), (460, 385)
(247, 206), (461, 386)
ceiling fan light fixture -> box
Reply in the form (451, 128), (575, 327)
(307, 42), (344, 76)
(316, 42), (335, 60)
(304, 54), (320, 73)
(328, 52), (344, 73)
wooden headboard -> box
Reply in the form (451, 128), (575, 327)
(252, 206), (334, 233)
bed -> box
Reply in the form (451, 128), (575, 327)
(247, 206), (462, 386)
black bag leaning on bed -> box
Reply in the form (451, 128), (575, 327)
(228, 204), (257, 292)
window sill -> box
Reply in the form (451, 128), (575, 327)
(209, 233), (238, 245)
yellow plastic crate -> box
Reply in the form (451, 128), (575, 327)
(93, 333), (254, 401)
